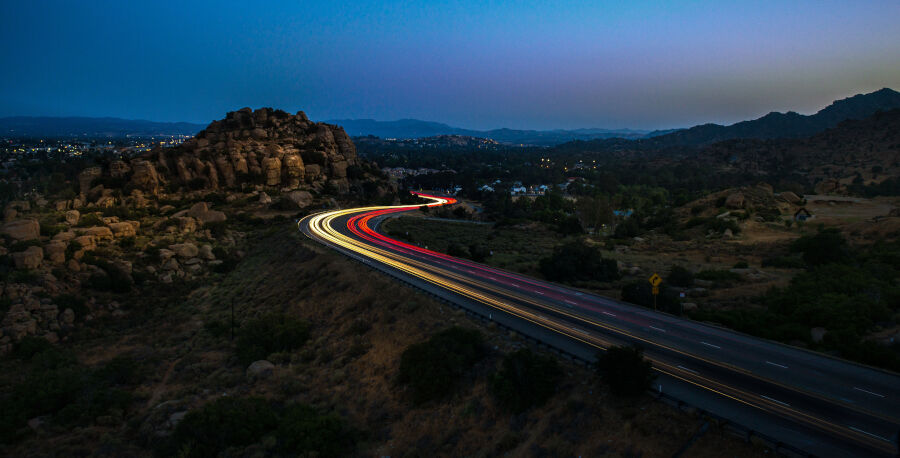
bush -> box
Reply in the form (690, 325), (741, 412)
(733, 261), (749, 268)
(75, 213), (104, 227)
(621, 281), (681, 314)
(235, 315), (311, 365)
(489, 349), (561, 413)
(667, 265), (694, 287)
(54, 294), (88, 320)
(397, 326), (485, 404)
(539, 239), (619, 283)
(596, 345), (655, 397)
(167, 398), (355, 458)
(168, 397), (278, 457)
(468, 244), (491, 263)
(12, 336), (54, 361)
(277, 403), (356, 457)
(790, 227), (849, 267)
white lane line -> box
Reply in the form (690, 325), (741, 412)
(649, 326), (667, 332)
(761, 395), (791, 407)
(677, 365), (698, 374)
(575, 292), (584, 296)
(765, 361), (789, 369)
(534, 291), (545, 295)
(700, 341), (721, 349)
(564, 300), (576, 305)
(849, 426), (891, 442)
(853, 387), (885, 398)
(511, 283), (520, 287)
(602, 311), (616, 317)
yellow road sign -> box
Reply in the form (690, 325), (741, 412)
(652, 286), (660, 295)
(648, 273), (662, 287)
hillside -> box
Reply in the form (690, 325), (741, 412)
(553, 88), (900, 152)
(330, 118), (650, 145)
(694, 108), (900, 190)
(0, 116), (205, 138)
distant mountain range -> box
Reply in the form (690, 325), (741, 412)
(0, 116), (206, 138)
(327, 118), (653, 146)
(3, 88), (897, 145)
(556, 88), (900, 152)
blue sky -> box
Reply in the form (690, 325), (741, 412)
(1, 0), (898, 129)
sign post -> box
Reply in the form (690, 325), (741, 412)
(648, 273), (662, 310)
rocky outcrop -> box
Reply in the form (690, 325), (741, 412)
(12, 246), (43, 269)
(147, 107), (360, 191)
(2, 219), (40, 241)
(78, 167), (102, 195)
(130, 160), (160, 195)
(725, 193), (745, 209)
(184, 202), (226, 224)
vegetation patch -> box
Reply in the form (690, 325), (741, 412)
(397, 326), (485, 404)
(489, 349), (562, 413)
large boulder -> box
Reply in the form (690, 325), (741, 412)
(725, 192), (745, 209)
(108, 222), (137, 238)
(262, 157), (282, 186)
(185, 202), (226, 224)
(780, 191), (802, 205)
(65, 210), (80, 226)
(130, 160), (160, 195)
(169, 243), (199, 259)
(109, 160), (131, 178)
(247, 360), (275, 378)
(2, 219), (40, 241)
(286, 190), (313, 208)
(79, 226), (113, 240)
(44, 241), (67, 265)
(12, 246), (43, 269)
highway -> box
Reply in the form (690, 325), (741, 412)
(299, 193), (900, 457)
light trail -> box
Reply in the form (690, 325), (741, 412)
(299, 193), (900, 457)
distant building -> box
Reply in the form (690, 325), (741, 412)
(794, 208), (813, 221)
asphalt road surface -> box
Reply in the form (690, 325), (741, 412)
(299, 193), (900, 457)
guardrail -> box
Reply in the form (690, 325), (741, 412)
(300, 225), (833, 458)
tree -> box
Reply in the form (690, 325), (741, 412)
(539, 239), (619, 283)
(790, 227), (850, 267)
(596, 345), (655, 397)
(489, 349), (561, 413)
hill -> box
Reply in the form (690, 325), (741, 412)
(329, 118), (650, 146)
(553, 88), (900, 153)
(0, 116), (206, 138)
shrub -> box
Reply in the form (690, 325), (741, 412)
(54, 294), (88, 319)
(790, 227), (849, 267)
(167, 398), (355, 458)
(75, 213), (104, 227)
(596, 345), (655, 397)
(397, 326), (485, 404)
(667, 265), (694, 287)
(489, 349), (561, 413)
(539, 239), (619, 283)
(277, 403), (356, 457)
(168, 397), (278, 458)
(235, 315), (311, 365)
(621, 281), (681, 314)
(12, 336), (54, 361)
(733, 261), (749, 268)
(447, 243), (470, 258)
(468, 244), (491, 263)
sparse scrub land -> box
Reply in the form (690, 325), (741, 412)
(397, 326), (485, 404)
(489, 348), (562, 413)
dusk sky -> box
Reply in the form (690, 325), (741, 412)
(1, 0), (899, 130)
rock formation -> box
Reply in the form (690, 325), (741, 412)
(130, 107), (361, 193)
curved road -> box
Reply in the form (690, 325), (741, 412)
(299, 193), (900, 457)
